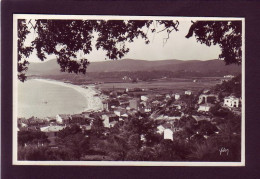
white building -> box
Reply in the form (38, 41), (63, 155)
(164, 129), (173, 141)
(141, 95), (148, 101)
(198, 94), (217, 104)
(102, 113), (119, 128)
(198, 94), (208, 104)
(174, 104), (182, 110)
(175, 93), (180, 100)
(166, 94), (171, 99)
(114, 110), (121, 117)
(109, 121), (118, 128)
(41, 125), (66, 146)
(144, 107), (152, 113)
(56, 114), (70, 124)
(224, 96), (240, 108)
(119, 113), (128, 121)
(103, 118), (110, 128)
(198, 104), (213, 112)
(121, 113), (128, 118)
(102, 119), (118, 128)
(157, 125), (165, 134)
(185, 90), (192, 95)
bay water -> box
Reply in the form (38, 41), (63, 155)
(18, 79), (88, 118)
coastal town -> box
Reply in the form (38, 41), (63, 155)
(17, 74), (242, 161)
(11, 16), (244, 167)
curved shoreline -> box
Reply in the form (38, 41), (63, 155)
(34, 79), (103, 112)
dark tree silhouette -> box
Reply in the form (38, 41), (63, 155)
(56, 124), (89, 160)
(17, 19), (179, 81)
(17, 19), (242, 82)
(18, 130), (49, 146)
(186, 21), (242, 65)
(18, 20), (34, 81)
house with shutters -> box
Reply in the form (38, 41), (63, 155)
(224, 96), (240, 108)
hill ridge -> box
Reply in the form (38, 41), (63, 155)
(27, 58), (241, 76)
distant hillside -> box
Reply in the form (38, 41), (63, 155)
(86, 59), (186, 72)
(27, 59), (61, 75)
(27, 58), (241, 76)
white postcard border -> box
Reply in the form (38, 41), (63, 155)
(12, 14), (245, 166)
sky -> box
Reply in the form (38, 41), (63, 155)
(24, 20), (221, 63)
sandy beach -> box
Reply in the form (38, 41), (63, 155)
(34, 79), (103, 112)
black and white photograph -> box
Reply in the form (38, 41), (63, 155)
(13, 15), (245, 166)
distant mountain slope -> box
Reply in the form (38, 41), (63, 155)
(155, 59), (240, 73)
(27, 59), (61, 75)
(27, 58), (241, 76)
(86, 59), (187, 72)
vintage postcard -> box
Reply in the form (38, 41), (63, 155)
(13, 14), (245, 166)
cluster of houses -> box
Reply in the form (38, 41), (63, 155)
(18, 83), (241, 146)
(18, 113), (94, 146)
(100, 87), (241, 141)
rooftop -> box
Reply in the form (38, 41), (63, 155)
(224, 96), (239, 100)
(40, 125), (65, 132)
(199, 103), (214, 107)
(57, 114), (71, 119)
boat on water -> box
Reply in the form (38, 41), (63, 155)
(42, 99), (48, 104)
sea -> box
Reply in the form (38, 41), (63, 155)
(18, 79), (88, 118)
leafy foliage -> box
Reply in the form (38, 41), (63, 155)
(56, 124), (89, 160)
(213, 74), (241, 98)
(90, 117), (105, 138)
(17, 20), (34, 82)
(186, 21), (242, 65)
(18, 145), (74, 161)
(17, 19), (179, 81)
(18, 130), (49, 146)
(210, 103), (229, 117)
(18, 110), (241, 161)
(17, 19), (242, 82)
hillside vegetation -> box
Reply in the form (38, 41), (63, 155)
(28, 59), (241, 76)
